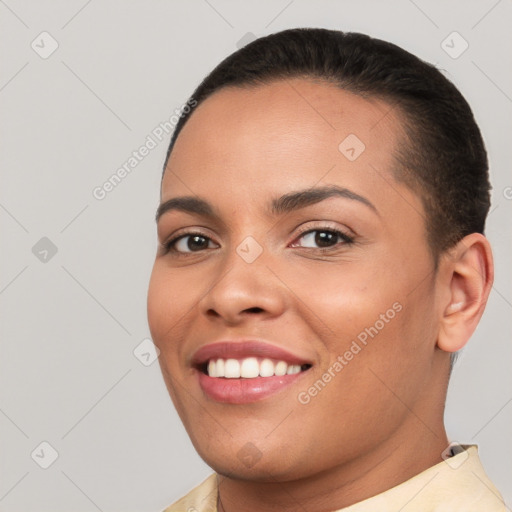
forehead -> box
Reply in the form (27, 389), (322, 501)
(162, 78), (411, 212)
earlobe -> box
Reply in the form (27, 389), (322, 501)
(437, 233), (494, 353)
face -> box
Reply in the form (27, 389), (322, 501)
(147, 79), (444, 481)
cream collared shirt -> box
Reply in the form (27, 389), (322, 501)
(163, 445), (507, 511)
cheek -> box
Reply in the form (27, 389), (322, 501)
(289, 304), (428, 468)
(285, 258), (391, 337)
(147, 264), (200, 416)
(147, 264), (195, 353)
(290, 256), (435, 404)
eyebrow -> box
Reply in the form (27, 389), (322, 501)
(270, 185), (378, 216)
(155, 196), (214, 222)
(155, 185), (378, 222)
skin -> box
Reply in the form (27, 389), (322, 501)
(147, 78), (493, 512)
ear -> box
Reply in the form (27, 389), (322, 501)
(437, 233), (494, 353)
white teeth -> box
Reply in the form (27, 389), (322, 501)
(286, 364), (301, 374)
(224, 359), (240, 378)
(216, 358), (225, 376)
(206, 357), (307, 378)
(208, 360), (217, 378)
(240, 357), (259, 378)
(259, 358), (275, 377)
(274, 361), (288, 376)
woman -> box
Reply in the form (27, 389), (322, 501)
(147, 28), (505, 511)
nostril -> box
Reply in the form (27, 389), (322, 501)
(243, 307), (265, 314)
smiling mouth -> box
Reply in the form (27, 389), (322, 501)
(199, 357), (312, 378)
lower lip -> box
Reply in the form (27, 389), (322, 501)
(197, 370), (307, 404)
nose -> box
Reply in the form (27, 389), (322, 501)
(198, 248), (287, 325)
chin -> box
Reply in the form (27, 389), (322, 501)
(192, 435), (317, 483)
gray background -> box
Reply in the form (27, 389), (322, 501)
(1, 0), (511, 510)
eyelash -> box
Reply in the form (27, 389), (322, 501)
(161, 231), (213, 254)
(292, 226), (355, 249)
(161, 227), (355, 255)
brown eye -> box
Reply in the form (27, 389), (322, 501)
(168, 234), (217, 253)
(294, 229), (353, 249)
(314, 231), (338, 247)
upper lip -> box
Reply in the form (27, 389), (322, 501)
(191, 340), (313, 368)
